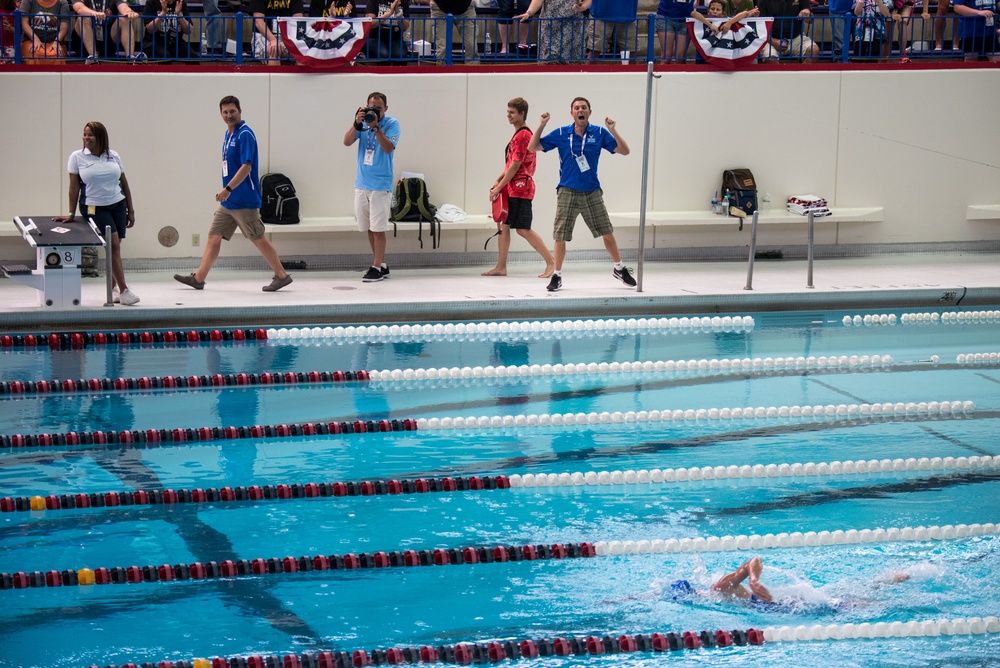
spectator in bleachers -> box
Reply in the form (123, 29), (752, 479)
(70, 0), (108, 63)
(2, 0), (21, 60)
(852, 0), (889, 59)
(251, 0), (304, 64)
(923, 0), (959, 51)
(200, 0), (225, 56)
(101, 0), (141, 59)
(497, 0), (529, 53)
(365, 0), (411, 63)
(952, 0), (998, 60)
(716, 0), (759, 30)
(311, 0), (354, 16)
(19, 0), (70, 62)
(586, 0), (638, 60)
(888, 0), (915, 60)
(142, 0), (191, 59)
(758, 0), (821, 61)
(655, 0), (721, 63)
(828, 0), (855, 60)
(413, 0), (478, 63)
(517, 0), (589, 63)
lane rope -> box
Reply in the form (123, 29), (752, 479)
(842, 310), (1000, 326)
(0, 316), (756, 352)
(0, 370), (371, 397)
(114, 627), (769, 668)
(0, 329), (266, 350)
(416, 400), (976, 430)
(2, 523), (995, 592)
(265, 315), (756, 343)
(5, 455), (997, 515)
(0, 418), (417, 449)
(0, 399), (976, 450)
(367, 352), (898, 383)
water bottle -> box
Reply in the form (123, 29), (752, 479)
(712, 191), (719, 214)
(485, 31), (492, 56)
(762, 191), (771, 214)
(723, 189), (731, 213)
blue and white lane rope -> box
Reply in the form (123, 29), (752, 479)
(368, 353), (896, 383)
(265, 315), (755, 343)
(508, 455), (1000, 488)
(763, 616), (1000, 642)
(591, 523), (999, 556)
(415, 400), (975, 430)
(843, 310), (1000, 326)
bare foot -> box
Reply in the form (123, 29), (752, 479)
(482, 268), (507, 276)
(538, 265), (555, 278)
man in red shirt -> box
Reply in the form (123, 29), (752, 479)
(483, 97), (555, 278)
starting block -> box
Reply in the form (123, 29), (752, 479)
(4, 216), (106, 307)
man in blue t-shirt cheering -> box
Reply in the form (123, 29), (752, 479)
(344, 91), (400, 282)
(529, 96), (635, 292)
(174, 95), (292, 293)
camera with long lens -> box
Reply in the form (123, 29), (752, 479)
(362, 106), (381, 124)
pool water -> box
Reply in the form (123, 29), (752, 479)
(1, 309), (998, 667)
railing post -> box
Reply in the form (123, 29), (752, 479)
(646, 14), (656, 63)
(235, 12), (243, 65)
(744, 211), (759, 291)
(445, 13), (453, 65)
(13, 10), (22, 64)
(806, 210), (815, 288)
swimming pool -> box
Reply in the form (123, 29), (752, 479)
(1, 309), (998, 667)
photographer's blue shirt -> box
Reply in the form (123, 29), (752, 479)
(221, 120), (261, 210)
(355, 115), (400, 192)
(539, 123), (618, 193)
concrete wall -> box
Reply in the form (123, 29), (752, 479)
(1, 68), (998, 262)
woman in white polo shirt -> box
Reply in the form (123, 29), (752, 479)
(54, 121), (139, 305)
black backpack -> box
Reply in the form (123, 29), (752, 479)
(390, 177), (437, 222)
(260, 173), (300, 225)
(721, 168), (757, 231)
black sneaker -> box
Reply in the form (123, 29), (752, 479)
(174, 273), (205, 290)
(380, 265), (390, 279)
(546, 274), (562, 292)
(362, 267), (384, 282)
(613, 266), (637, 287)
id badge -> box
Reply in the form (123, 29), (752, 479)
(222, 160), (229, 178)
(87, 205), (96, 215)
(364, 149), (375, 166)
(575, 154), (590, 173)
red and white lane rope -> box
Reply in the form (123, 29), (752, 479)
(416, 399), (976, 430)
(3, 523), (995, 591)
(117, 628), (768, 668)
(5, 453), (995, 515)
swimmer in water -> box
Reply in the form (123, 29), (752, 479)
(633, 557), (911, 611)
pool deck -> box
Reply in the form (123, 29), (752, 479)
(2, 252), (999, 330)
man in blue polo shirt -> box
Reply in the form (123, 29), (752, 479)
(174, 95), (292, 292)
(344, 91), (400, 282)
(528, 96), (634, 292)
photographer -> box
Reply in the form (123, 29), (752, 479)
(142, 0), (190, 60)
(343, 92), (400, 283)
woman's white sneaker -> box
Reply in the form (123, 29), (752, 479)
(119, 288), (140, 305)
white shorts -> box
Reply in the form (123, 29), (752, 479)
(762, 35), (816, 59)
(354, 189), (391, 233)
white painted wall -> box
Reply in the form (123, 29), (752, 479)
(1, 68), (998, 262)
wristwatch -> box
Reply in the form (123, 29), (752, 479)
(224, 185), (232, 192)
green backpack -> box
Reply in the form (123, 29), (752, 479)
(390, 177), (437, 222)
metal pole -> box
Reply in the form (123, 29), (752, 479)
(743, 210), (759, 291)
(806, 210), (815, 289)
(104, 225), (114, 307)
(636, 59), (659, 293)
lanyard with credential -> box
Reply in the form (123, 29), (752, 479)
(570, 126), (590, 173)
